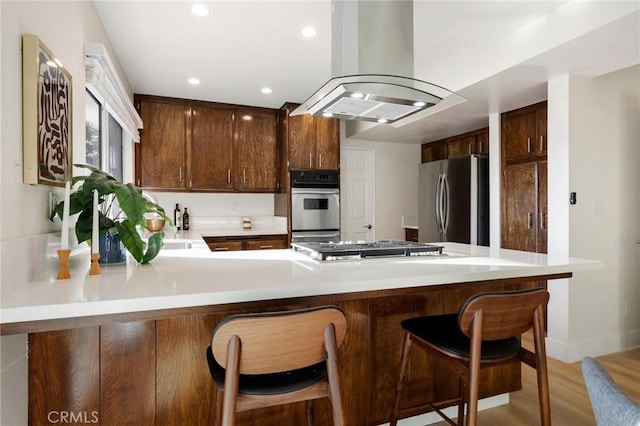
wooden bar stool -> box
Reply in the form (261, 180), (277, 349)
(390, 288), (551, 426)
(206, 306), (347, 426)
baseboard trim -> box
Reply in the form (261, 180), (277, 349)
(547, 329), (640, 363)
(377, 394), (509, 426)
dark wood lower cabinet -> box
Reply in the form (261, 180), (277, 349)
(28, 281), (539, 425)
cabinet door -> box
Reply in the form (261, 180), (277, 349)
(315, 116), (340, 170)
(287, 114), (316, 169)
(448, 135), (476, 158)
(421, 140), (447, 163)
(537, 104), (548, 156)
(537, 160), (547, 254)
(502, 110), (537, 161)
(237, 110), (277, 191)
(191, 106), (234, 191)
(245, 237), (287, 250)
(502, 163), (537, 252)
(139, 101), (187, 189)
(477, 130), (489, 154)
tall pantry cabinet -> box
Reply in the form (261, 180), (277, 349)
(501, 101), (548, 254)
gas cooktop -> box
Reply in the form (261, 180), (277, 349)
(291, 240), (444, 261)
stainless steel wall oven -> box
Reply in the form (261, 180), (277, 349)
(290, 170), (340, 243)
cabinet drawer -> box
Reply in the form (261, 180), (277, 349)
(207, 241), (243, 252)
(246, 239), (288, 250)
(405, 228), (419, 242)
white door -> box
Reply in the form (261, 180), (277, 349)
(340, 148), (375, 241)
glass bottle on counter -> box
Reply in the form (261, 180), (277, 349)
(183, 208), (190, 230)
(174, 203), (182, 230)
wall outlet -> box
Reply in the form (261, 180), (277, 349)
(232, 202), (238, 212)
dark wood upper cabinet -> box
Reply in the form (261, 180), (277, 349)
(421, 140), (447, 163)
(191, 105), (234, 191)
(135, 95), (278, 192)
(282, 103), (339, 171)
(236, 110), (277, 191)
(502, 101), (547, 162)
(421, 127), (489, 163)
(137, 99), (188, 190)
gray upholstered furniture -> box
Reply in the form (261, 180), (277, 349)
(582, 356), (640, 426)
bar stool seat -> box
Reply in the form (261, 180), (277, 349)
(391, 288), (551, 426)
(401, 314), (521, 360)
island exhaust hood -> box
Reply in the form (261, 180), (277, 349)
(291, 1), (463, 125)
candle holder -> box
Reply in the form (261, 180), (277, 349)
(56, 249), (71, 280)
(89, 253), (101, 275)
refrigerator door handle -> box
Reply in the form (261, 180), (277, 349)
(442, 174), (450, 233)
(435, 174), (442, 233)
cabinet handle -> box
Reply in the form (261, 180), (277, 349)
(468, 144), (472, 155)
(527, 212), (532, 229)
(540, 135), (544, 152)
(527, 138), (532, 153)
(214, 247), (229, 251)
(540, 211), (545, 230)
(259, 245), (273, 249)
(319, 153), (323, 168)
(243, 169), (246, 184)
(178, 167), (183, 182)
(477, 140), (482, 153)
(309, 153), (313, 167)
(227, 169), (231, 184)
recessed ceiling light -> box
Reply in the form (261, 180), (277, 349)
(191, 4), (210, 16)
(301, 26), (317, 38)
(413, 101), (427, 107)
(322, 112), (334, 118)
(188, 78), (200, 85)
(350, 93), (365, 99)
(261, 87), (272, 94)
(377, 118), (388, 124)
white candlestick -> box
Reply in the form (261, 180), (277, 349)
(92, 190), (99, 254)
(60, 180), (71, 250)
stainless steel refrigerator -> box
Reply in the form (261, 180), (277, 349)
(419, 155), (489, 245)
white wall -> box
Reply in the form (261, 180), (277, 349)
(546, 65), (640, 361)
(341, 138), (420, 240)
(0, 2), (128, 424)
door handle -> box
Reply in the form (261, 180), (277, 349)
(364, 224), (372, 230)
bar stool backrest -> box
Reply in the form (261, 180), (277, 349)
(458, 288), (550, 341)
(211, 306), (347, 375)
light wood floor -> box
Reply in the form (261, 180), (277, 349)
(433, 334), (640, 425)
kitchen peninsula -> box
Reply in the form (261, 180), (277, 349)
(1, 243), (600, 425)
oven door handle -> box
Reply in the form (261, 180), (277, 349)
(291, 190), (339, 195)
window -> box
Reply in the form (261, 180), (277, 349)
(108, 114), (123, 181)
(85, 90), (101, 168)
(84, 89), (124, 182)
(85, 43), (142, 183)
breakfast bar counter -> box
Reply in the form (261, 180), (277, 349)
(0, 243), (598, 330)
(2, 243), (601, 426)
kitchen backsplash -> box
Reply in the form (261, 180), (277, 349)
(151, 192), (275, 219)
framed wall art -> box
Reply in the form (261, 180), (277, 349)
(22, 34), (73, 186)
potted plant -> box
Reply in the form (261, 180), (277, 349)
(51, 164), (173, 264)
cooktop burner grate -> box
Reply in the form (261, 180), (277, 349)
(291, 240), (444, 261)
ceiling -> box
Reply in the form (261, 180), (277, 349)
(94, 1), (640, 144)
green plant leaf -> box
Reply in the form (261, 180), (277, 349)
(116, 220), (145, 263)
(114, 183), (146, 226)
(142, 232), (164, 264)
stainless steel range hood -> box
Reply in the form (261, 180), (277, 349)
(291, 1), (463, 125)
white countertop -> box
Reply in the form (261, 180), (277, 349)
(0, 243), (602, 326)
